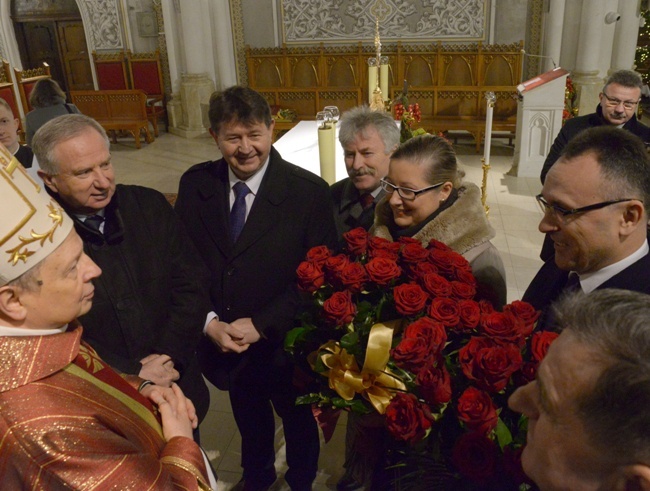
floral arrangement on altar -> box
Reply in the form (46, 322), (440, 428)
(286, 227), (559, 490)
(563, 76), (578, 125)
(393, 101), (427, 143)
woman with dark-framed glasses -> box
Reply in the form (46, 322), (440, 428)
(371, 133), (507, 308)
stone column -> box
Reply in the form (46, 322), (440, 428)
(542, 0), (566, 73)
(610, 1), (641, 73)
(168, 0), (215, 139)
(572, 0), (607, 116)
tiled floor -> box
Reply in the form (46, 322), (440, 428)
(109, 130), (544, 490)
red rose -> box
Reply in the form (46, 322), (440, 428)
(427, 238), (452, 252)
(368, 248), (398, 260)
(343, 227), (369, 255)
(428, 297), (460, 328)
(516, 361), (538, 385)
(457, 386), (498, 435)
(459, 337), (523, 393)
(448, 250), (471, 269)
(451, 433), (499, 482)
(398, 236), (421, 246)
(393, 283), (428, 316)
(531, 331), (559, 362)
(323, 253), (350, 283)
(322, 291), (356, 326)
(407, 261), (439, 282)
(339, 262), (368, 293)
(385, 393), (433, 445)
(403, 317), (447, 357)
(296, 261), (324, 293)
(417, 364), (452, 405)
(420, 273), (452, 298)
(455, 268), (477, 286)
(391, 336), (432, 374)
(451, 280), (476, 300)
(368, 236), (401, 260)
(480, 311), (526, 345)
(479, 299), (495, 315)
(458, 299), (481, 329)
(305, 245), (331, 266)
(399, 242), (429, 264)
(504, 300), (540, 336)
(427, 249), (456, 276)
(365, 257), (402, 286)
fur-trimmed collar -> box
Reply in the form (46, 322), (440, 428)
(371, 182), (495, 255)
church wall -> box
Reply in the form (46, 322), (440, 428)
(493, 0), (528, 44)
(123, 0), (159, 54)
(242, 0), (278, 48)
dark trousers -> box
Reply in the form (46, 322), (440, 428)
(229, 349), (319, 491)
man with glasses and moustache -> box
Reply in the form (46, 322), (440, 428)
(523, 126), (650, 329)
(538, 70), (650, 260)
(331, 106), (399, 239)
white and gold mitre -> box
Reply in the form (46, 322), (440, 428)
(0, 142), (73, 286)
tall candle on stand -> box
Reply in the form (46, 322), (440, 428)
(379, 56), (389, 102)
(317, 111), (336, 185)
(368, 59), (378, 105)
(481, 92), (496, 215)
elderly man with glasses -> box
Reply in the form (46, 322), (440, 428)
(538, 70), (650, 260)
(523, 126), (650, 330)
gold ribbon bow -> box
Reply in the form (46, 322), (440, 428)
(315, 320), (405, 414)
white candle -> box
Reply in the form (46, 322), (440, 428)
(368, 66), (378, 105)
(380, 63), (389, 102)
(318, 123), (336, 185)
(484, 101), (494, 162)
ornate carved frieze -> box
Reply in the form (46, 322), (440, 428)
(81, 0), (123, 50)
(282, 0), (488, 43)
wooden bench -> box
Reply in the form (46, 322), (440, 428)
(246, 41), (523, 151)
(70, 90), (153, 148)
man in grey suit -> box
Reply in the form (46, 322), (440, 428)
(331, 106), (399, 238)
(176, 86), (337, 491)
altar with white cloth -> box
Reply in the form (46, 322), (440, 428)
(273, 121), (348, 183)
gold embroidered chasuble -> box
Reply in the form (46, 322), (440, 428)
(0, 327), (210, 490)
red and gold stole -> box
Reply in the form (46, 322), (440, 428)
(64, 342), (164, 438)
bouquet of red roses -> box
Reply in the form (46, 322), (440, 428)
(286, 227), (558, 490)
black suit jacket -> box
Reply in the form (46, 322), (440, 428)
(522, 249), (650, 330)
(330, 177), (384, 239)
(175, 148), (338, 388)
(49, 185), (211, 421)
(540, 105), (650, 183)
